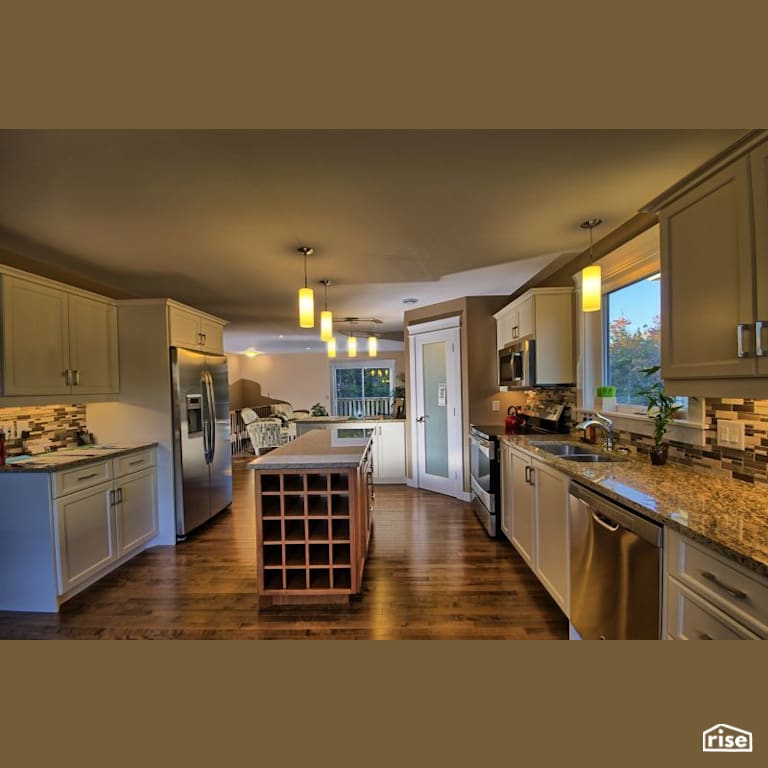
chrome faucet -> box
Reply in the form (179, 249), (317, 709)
(576, 411), (615, 451)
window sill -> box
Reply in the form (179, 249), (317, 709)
(576, 408), (708, 447)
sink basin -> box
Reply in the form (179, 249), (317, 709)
(528, 441), (625, 463)
(529, 442), (596, 456)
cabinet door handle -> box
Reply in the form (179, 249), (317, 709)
(77, 472), (98, 481)
(756, 320), (767, 357)
(64, 369), (72, 385)
(73, 369), (80, 386)
(701, 570), (748, 600)
(109, 489), (115, 506)
(528, 466), (535, 486)
(737, 323), (752, 358)
(698, 632), (714, 640)
(128, 459), (144, 466)
(117, 487), (123, 503)
(202, 333), (207, 345)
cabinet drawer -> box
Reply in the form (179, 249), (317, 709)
(667, 580), (760, 640)
(53, 460), (113, 498)
(114, 449), (156, 478)
(667, 529), (768, 637)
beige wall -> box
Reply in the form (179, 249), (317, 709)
(227, 351), (405, 412)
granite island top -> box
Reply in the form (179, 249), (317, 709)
(503, 434), (768, 578)
(248, 427), (370, 471)
(0, 443), (157, 473)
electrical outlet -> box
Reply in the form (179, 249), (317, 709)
(491, 400), (500, 412)
(717, 419), (745, 450)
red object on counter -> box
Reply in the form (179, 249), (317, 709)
(505, 406), (526, 433)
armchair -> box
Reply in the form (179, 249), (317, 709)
(240, 408), (283, 454)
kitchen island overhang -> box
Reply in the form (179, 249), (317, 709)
(248, 427), (374, 606)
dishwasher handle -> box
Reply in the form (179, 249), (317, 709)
(592, 510), (620, 532)
(569, 481), (662, 546)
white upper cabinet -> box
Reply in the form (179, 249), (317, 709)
(494, 287), (575, 386)
(1, 273), (119, 396)
(168, 303), (225, 354)
(655, 133), (768, 395)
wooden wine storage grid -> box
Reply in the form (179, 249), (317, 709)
(255, 459), (372, 604)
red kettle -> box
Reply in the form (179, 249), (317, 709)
(505, 405), (525, 433)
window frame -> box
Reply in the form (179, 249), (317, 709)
(574, 225), (707, 446)
(603, 271), (666, 416)
(329, 359), (395, 417)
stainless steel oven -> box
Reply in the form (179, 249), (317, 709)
(469, 426), (500, 537)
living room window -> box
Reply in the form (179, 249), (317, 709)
(330, 360), (395, 417)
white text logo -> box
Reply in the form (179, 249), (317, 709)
(702, 724), (753, 753)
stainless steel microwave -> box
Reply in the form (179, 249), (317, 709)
(499, 338), (536, 389)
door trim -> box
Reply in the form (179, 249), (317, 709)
(408, 319), (464, 499)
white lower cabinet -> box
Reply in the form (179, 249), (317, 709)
(54, 455), (158, 596)
(115, 468), (158, 556)
(501, 443), (569, 614)
(54, 480), (116, 594)
(371, 422), (406, 484)
(664, 528), (768, 639)
(0, 447), (158, 612)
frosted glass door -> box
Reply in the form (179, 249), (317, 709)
(422, 341), (449, 478)
(411, 321), (462, 498)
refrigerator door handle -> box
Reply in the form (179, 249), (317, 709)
(201, 372), (212, 464)
(206, 370), (216, 463)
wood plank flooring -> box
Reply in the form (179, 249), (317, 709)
(0, 458), (568, 639)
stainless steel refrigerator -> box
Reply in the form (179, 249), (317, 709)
(171, 347), (233, 538)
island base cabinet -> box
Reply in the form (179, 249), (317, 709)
(254, 448), (373, 606)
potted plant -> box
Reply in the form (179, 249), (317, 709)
(635, 365), (681, 465)
(595, 385), (617, 412)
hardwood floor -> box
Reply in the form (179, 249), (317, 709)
(0, 458), (568, 639)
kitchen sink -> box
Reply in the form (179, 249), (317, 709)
(528, 441), (626, 463)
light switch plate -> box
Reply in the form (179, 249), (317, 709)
(491, 400), (500, 412)
(717, 419), (745, 450)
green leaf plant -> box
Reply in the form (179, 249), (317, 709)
(635, 365), (682, 448)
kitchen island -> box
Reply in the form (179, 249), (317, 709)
(248, 427), (374, 605)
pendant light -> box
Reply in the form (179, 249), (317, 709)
(319, 279), (333, 341)
(326, 337), (337, 358)
(368, 332), (378, 357)
(347, 326), (357, 357)
(580, 218), (602, 313)
(297, 246), (315, 328)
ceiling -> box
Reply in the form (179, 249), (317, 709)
(0, 129), (746, 354)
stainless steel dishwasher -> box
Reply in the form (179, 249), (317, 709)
(569, 481), (663, 639)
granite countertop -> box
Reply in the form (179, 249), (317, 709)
(502, 434), (768, 578)
(248, 427), (371, 471)
(0, 443), (157, 473)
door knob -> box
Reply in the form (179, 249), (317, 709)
(416, 415), (429, 423)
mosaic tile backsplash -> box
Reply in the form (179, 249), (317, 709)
(0, 404), (88, 456)
(528, 389), (768, 485)
(616, 398), (768, 486)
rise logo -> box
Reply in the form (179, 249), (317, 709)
(702, 724), (753, 753)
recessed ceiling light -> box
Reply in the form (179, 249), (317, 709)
(306, 346), (312, 350)
(402, 297), (419, 305)
(279, 335), (284, 339)
(244, 347), (260, 358)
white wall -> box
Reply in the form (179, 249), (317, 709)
(228, 352), (406, 411)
